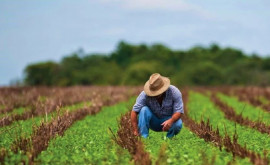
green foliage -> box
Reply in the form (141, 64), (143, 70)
(0, 102), (88, 149)
(188, 62), (224, 85)
(143, 128), (251, 165)
(24, 61), (60, 86)
(217, 93), (270, 125)
(36, 98), (135, 164)
(0, 107), (28, 118)
(122, 61), (164, 85)
(1, 93), (269, 164)
(23, 41), (270, 86)
(188, 92), (270, 159)
(111, 41), (134, 67)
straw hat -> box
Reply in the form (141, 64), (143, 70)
(144, 73), (170, 96)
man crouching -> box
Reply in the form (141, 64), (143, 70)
(131, 73), (184, 138)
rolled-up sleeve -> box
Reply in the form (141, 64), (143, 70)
(172, 87), (184, 114)
(132, 91), (146, 113)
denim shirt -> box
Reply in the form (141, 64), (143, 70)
(132, 85), (184, 118)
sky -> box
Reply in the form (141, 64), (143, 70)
(0, 0), (270, 86)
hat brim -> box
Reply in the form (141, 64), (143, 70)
(144, 76), (170, 96)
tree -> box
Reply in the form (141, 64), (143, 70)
(24, 61), (60, 86)
(23, 42), (270, 86)
(122, 61), (164, 85)
(111, 41), (134, 67)
(188, 62), (224, 85)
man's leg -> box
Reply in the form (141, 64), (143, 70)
(138, 106), (153, 138)
(149, 113), (163, 132)
(166, 119), (183, 138)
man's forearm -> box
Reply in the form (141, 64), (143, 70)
(131, 110), (138, 131)
(170, 112), (181, 123)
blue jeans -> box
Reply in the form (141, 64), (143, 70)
(138, 106), (183, 138)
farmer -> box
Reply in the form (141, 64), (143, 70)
(131, 73), (184, 138)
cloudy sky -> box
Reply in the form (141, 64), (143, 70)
(0, 0), (270, 86)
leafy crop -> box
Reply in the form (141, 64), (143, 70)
(218, 86), (270, 113)
(188, 92), (270, 159)
(0, 87), (140, 164)
(211, 93), (270, 135)
(1, 86), (270, 164)
(144, 128), (251, 165)
(0, 107), (29, 118)
(36, 98), (136, 164)
(0, 102), (87, 149)
(218, 93), (270, 125)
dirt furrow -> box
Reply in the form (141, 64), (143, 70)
(0, 86), (141, 127)
(110, 111), (151, 165)
(0, 87), (141, 164)
(219, 87), (270, 113)
(181, 90), (269, 165)
(210, 93), (270, 135)
(11, 105), (100, 164)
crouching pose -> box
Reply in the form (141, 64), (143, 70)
(131, 73), (184, 138)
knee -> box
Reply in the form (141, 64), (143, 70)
(173, 119), (183, 131)
(140, 106), (151, 114)
(139, 106), (152, 119)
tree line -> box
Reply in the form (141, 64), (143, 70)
(24, 41), (270, 86)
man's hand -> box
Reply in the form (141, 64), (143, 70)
(133, 130), (140, 136)
(161, 112), (181, 131)
(161, 119), (173, 131)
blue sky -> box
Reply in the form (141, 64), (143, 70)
(0, 0), (270, 86)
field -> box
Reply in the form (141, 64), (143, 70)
(0, 86), (269, 165)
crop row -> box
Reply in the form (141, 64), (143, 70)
(187, 92), (270, 160)
(0, 87), (141, 164)
(0, 86), (140, 149)
(216, 86), (270, 113)
(36, 98), (136, 164)
(211, 93), (270, 134)
(1, 86), (269, 164)
(0, 86), (141, 128)
(144, 126), (252, 164)
(114, 89), (268, 165)
(0, 102), (87, 149)
(112, 111), (152, 165)
(0, 86), (95, 114)
(0, 88), (141, 148)
(184, 94), (267, 165)
(0, 87), (93, 127)
(217, 93), (270, 125)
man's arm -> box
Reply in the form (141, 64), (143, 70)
(171, 112), (181, 122)
(131, 110), (139, 136)
(131, 91), (147, 136)
(161, 112), (181, 131)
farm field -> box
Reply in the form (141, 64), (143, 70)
(0, 86), (269, 165)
